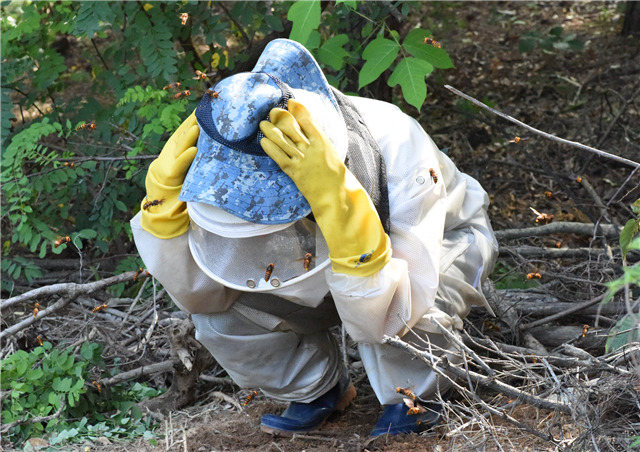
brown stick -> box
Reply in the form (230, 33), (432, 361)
(0, 295), (74, 341)
(494, 222), (619, 240)
(1, 271), (142, 309)
(499, 246), (618, 259)
(462, 334), (594, 368)
(100, 360), (178, 387)
(444, 85), (640, 169)
(492, 294), (625, 317)
(382, 335), (572, 414)
(519, 293), (607, 331)
(0, 398), (65, 433)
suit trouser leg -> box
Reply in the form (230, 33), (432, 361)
(192, 293), (344, 403)
(359, 228), (492, 405)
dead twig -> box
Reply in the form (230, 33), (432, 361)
(463, 333), (594, 369)
(0, 398), (65, 434)
(494, 222), (620, 241)
(385, 334), (560, 445)
(499, 246), (619, 259)
(1, 270), (142, 309)
(199, 374), (238, 387)
(382, 334), (572, 414)
(429, 318), (495, 377)
(210, 391), (244, 412)
(596, 84), (640, 148)
(1, 295), (75, 341)
(519, 293), (608, 331)
(100, 359), (178, 387)
(445, 85), (640, 169)
(482, 280), (547, 354)
(578, 176), (618, 228)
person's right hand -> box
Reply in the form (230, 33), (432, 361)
(141, 112), (199, 239)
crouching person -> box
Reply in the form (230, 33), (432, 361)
(131, 39), (497, 437)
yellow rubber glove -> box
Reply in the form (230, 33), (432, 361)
(140, 112), (199, 239)
(259, 99), (391, 276)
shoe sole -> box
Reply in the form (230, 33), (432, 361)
(260, 383), (357, 437)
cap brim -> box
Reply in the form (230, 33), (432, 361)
(181, 129), (312, 224)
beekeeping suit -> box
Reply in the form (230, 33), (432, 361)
(131, 38), (497, 436)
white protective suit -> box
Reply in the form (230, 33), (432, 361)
(131, 96), (498, 405)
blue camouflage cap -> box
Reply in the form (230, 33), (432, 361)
(179, 39), (348, 225)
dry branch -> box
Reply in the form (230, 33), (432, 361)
(493, 293), (626, 317)
(0, 398), (66, 434)
(495, 222), (620, 241)
(1, 270), (144, 309)
(382, 335), (572, 414)
(199, 375), (238, 387)
(482, 280), (547, 354)
(100, 360), (178, 387)
(499, 247), (616, 259)
(429, 318), (495, 376)
(528, 325), (607, 350)
(463, 334), (595, 368)
(211, 391), (244, 412)
(444, 85), (640, 169)
(0, 295), (75, 341)
(520, 293), (607, 331)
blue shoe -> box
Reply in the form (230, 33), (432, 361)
(370, 399), (443, 436)
(260, 376), (356, 436)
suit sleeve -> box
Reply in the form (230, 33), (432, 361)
(326, 99), (447, 343)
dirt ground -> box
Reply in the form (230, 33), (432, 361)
(5, 1), (640, 451)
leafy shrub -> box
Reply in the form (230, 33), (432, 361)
(519, 26), (584, 53)
(603, 199), (640, 352)
(1, 341), (163, 446)
(1, 1), (454, 289)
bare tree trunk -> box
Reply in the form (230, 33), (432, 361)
(137, 319), (217, 414)
(622, 1), (640, 37)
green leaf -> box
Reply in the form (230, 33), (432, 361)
(80, 342), (96, 360)
(317, 34), (349, 71)
(77, 228), (98, 239)
(549, 26), (563, 37)
(336, 0), (356, 8)
(629, 236), (640, 251)
(306, 30), (321, 51)
(26, 368), (44, 381)
(388, 57), (433, 111)
(361, 22), (373, 39)
(287, 0), (320, 47)
(620, 218), (640, 260)
(114, 199), (128, 212)
(519, 36), (537, 53)
(48, 392), (61, 408)
(52, 377), (72, 392)
(264, 14), (284, 32)
(16, 358), (28, 376)
(359, 37), (399, 89)
(605, 313), (640, 353)
(1, 88), (14, 148)
(568, 39), (584, 51)
(402, 28), (454, 69)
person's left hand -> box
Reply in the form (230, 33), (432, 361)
(260, 99), (391, 276)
